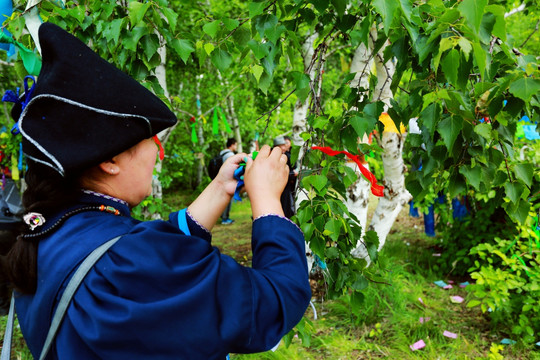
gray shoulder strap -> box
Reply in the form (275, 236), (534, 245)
(38, 235), (123, 360)
(0, 295), (15, 360)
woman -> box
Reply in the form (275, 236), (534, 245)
(0, 23), (310, 359)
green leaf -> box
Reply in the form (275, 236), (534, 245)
(513, 163), (534, 188)
(257, 72), (272, 94)
(460, 166), (481, 190)
(504, 198), (531, 224)
(350, 116), (376, 138)
(399, 0), (412, 21)
(266, 25), (286, 44)
(248, 2), (266, 18)
(372, 0), (398, 35)
(472, 42), (487, 80)
(433, 37), (454, 73)
(441, 49), (460, 87)
(141, 34), (159, 61)
(204, 43), (215, 55)
(343, 166), (358, 188)
(161, 7), (178, 32)
(210, 49), (232, 72)
(232, 26), (251, 48)
(311, 175), (328, 192)
(457, 37), (472, 61)
(420, 103), (440, 136)
(170, 39), (195, 64)
(448, 172), (467, 198)
(474, 123), (491, 141)
(351, 275), (369, 291)
(437, 116), (463, 154)
(331, 0), (346, 18)
(467, 300), (481, 308)
(458, 0), (487, 35)
(311, 0), (330, 13)
(223, 18), (239, 31)
(251, 64), (264, 83)
(122, 26), (150, 51)
(291, 71), (310, 102)
(247, 40), (269, 59)
(509, 78), (540, 102)
(254, 14), (278, 38)
(325, 246), (339, 259)
(504, 182), (524, 204)
(103, 18), (124, 44)
(128, 1), (151, 27)
(203, 20), (220, 39)
(324, 219), (341, 241)
(485, 4), (506, 41)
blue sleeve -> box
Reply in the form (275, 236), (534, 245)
(168, 209), (211, 242)
(58, 215), (310, 359)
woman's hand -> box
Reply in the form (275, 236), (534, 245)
(213, 153), (247, 197)
(243, 145), (288, 218)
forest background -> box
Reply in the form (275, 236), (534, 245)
(1, 0), (539, 358)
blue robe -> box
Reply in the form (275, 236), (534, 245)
(15, 193), (311, 359)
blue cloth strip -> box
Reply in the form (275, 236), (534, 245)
(177, 208), (191, 236)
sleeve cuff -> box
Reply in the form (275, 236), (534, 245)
(253, 213), (303, 234)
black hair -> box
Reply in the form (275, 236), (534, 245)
(226, 138), (237, 148)
(0, 162), (81, 294)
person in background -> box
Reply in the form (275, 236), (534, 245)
(273, 136), (298, 218)
(220, 138), (237, 225)
(0, 23), (310, 360)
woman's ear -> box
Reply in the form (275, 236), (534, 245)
(98, 160), (120, 176)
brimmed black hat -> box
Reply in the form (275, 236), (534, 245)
(14, 22), (177, 176)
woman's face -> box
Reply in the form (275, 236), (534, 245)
(115, 138), (158, 206)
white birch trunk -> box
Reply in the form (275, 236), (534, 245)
(195, 75), (205, 186)
(291, 33), (318, 273)
(367, 131), (412, 249)
(348, 26), (411, 259)
(346, 162), (372, 264)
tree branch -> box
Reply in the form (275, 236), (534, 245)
(0, 60), (15, 67)
(257, 88), (296, 137)
(505, 3), (526, 18)
(520, 20), (540, 48)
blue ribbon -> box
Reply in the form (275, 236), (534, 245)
(2, 75), (36, 134)
(18, 142), (23, 171)
(233, 166), (244, 201)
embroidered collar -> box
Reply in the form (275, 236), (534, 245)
(81, 189), (129, 207)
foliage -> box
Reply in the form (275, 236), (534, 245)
(467, 193), (540, 343)
(435, 196), (518, 276)
(2, 0), (540, 347)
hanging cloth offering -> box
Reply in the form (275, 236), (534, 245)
(189, 116), (197, 143)
(0, 32), (41, 75)
(0, 0), (16, 58)
(212, 106), (232, 135)
(212, 107), (219, 135)
(11, 154), (19, 180)
(217, 106), (232, 133)
(311, 146), (384, 197)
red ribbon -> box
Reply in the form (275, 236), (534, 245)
(152, 135), (165, 161)
(312, 146), (384, 197)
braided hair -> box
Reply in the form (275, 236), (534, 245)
(0, 161), (81, 294)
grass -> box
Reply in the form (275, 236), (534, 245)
(2, 193), (540, 359)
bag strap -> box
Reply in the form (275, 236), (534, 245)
(0, 294), (15, 360)
(38, 235), (123, 360)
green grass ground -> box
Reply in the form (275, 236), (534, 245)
(2, 194), (539, 359)
(209, 198), (540, 360)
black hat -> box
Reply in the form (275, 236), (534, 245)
(15, 22), (177, 176)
